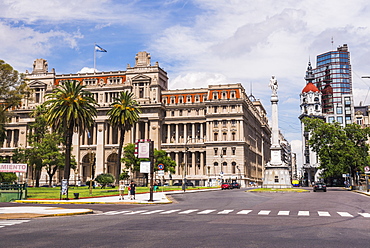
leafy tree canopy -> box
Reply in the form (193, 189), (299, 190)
(95, 173), (115, 188)
(122, 143), (176, 174)
(302, 117), (370, 179)
(0, 60), (30, 145)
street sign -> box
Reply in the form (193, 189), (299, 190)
(158, 163), (164, 170)
(61, 179), (68, 195)
(365, 166), (370, 172)
(158, 170), (164, 177)
(140, 161), (151, 174)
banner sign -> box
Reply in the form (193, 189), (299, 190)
(61, 179), (68, 195)
(140, 161), (151, 174)
(0, 163), (28, 173)
(138, 142), (150, 158)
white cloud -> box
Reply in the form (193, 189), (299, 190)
(0, 21), (83, 70)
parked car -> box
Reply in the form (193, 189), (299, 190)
(231, 182), (240, 189)
(173, 182), (182, 186)
(313, 182), (327, 192)
(221, 182), (232, 190)
(185, 182), (194, 187)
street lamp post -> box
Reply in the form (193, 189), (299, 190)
(88, 148), (95, 195)
(183, 136), (206, 191)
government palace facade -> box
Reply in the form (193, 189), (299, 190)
(1, 52), (273, 187)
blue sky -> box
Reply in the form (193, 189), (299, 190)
(2, 0), (370, 167)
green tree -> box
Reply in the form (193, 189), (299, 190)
(107, 91), (141, 183)
(0, 172), (17, 183)
(154, 149), (176, 174)
(303, 117), (370, 181)
(0, 60), (30, 145)
(95, 173), (115, 188)
(43, 80), (97, 184)
(122, 143), (177, 183)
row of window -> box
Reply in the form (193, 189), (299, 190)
(214, 147), (237, 156)
(213, 132), (237, 141)
(327, 116), (352, 124)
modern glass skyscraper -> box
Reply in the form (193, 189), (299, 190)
(299, 44), (354, 186)
(313, 44), (354, 125)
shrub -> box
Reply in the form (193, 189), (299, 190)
(95, 173), (115, 189)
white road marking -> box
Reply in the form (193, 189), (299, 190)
(178, 209), (199, 214)
(141, 210), (164, 215)
(337, 212), (353, 217)
(277, 211), (290, 216)
(160, 209), (181, 214)
(217, 210), (234, 214)
(197, 210), (216, 215)
(103, 210), (130, 215)
(124, 210), (148, 215)
(236, 210), (252, 215)
(258, 210), (271, 215)
(318, 211), (331, 217)
(358, 213), (370, 218)
(298, 211), (310, 216)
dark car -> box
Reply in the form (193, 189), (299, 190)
(221, 182), (232, 190)
(313, 182), (327, 192)
(231, 182), (240, 189)
(173, 182), (182, 186)
(185, 182), (194, 187)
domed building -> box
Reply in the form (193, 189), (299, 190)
(299, 62), (324, 186)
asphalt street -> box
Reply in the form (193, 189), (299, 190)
(0, 187), (369, 248)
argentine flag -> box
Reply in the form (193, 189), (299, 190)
(95, 44), (107, 52)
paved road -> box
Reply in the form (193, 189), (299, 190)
(1, 187), (369, 248)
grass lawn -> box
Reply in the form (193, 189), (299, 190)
(26, 186), (218, 199)
(248, 188), (309, 193)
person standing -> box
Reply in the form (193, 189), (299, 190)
(129, 181), (136, 200)
(119, 180), (125, 200)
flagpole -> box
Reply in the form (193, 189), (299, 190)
(94, 42), (96, 72)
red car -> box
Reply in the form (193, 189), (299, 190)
(221, 182), (232, 190)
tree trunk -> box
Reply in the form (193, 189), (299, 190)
(64, 127), (73, 184)
(116, 128), (125, 184)
(35, 168), (41, 187)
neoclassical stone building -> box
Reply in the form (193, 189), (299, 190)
(1, 52), (271, 187)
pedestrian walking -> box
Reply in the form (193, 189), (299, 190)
(129, 181), (136, 200)
(119, 180), (125, 200)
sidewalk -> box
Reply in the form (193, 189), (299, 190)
(0, 189), (219, 219)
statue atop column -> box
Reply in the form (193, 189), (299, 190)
(269, 76), (278, 95)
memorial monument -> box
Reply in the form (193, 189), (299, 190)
(263, 76), (292, 188)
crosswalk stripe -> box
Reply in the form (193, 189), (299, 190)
(258, 210), (271, 215)
(236, 210), (252, 215)
(160, 209), (181, 214)
(358, 213), (370, 218)
(0, 220), (30, 225)
(141, 210), (164, 215)
(198, 210), (216, 215)
(103, 210), (130, 215)
(337, 212), (353, 217)
(179, 209), (198, 214)
(298, 211), (310, 216)
(278, 211), (290, 216)
(124, 210), (148, 215)
(217, 210), (234, 214)
(318, 211), (331, 217)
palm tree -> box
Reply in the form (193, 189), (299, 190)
(42, 80), (97, 183)
(107, 91), (141, 182)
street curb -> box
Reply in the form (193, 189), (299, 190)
(0, 209), (94, 219)
(14, 195), (173, 205)
(353, 190), (370, 196)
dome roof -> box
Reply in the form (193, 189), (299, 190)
(302, 82), (319, 93)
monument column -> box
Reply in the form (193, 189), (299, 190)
(263, 76), (292, 188)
